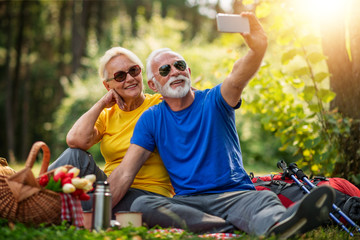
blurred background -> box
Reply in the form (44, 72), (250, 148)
(1, 0), (359, 184)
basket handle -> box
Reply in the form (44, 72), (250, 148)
(25, 141), (51, 176)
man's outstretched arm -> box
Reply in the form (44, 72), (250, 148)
(221, 12), (268, 107)
(107, 144), (152, 208)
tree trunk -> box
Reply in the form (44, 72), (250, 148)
(142, 0), (153, 22)
(71, 0), (91, 74)
(344, 0), (360, 180)
(82, 0), (92, 54)
(58, 0), (67, 76)
(160, 0), (167, 18)
(95, 0), (104, 44)
(124, 0), (139, 37)
(71, 0), (83, 74)
(349, 1), (360, 85)
(320, 1), (360, 179)
(21, 50), (30, 161)
(13, 0), (26, 130)
(5, 0), (16, 164)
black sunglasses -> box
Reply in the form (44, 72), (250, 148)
(106, 65), (141, 82)
(158, 60), (187, 77)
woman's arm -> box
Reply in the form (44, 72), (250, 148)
(66, 89), (124, 150)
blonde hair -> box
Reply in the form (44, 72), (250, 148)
(98, 47), (144, 81)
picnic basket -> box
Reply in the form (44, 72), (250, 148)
(0, 157), (16, 177)
(0, 141), (64, 225)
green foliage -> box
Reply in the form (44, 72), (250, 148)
(0, 218), (358, 240)
(44, 176), (62, 192)
(236, 0), (353, 176)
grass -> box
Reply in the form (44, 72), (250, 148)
(0, 218), (359, 240)
(5, 162), (360, 239)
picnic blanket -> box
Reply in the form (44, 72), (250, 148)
(149, 228), (242, 239)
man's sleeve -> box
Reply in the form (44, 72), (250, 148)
(215, 83), (242, 110)
(130, 109), (156, 152)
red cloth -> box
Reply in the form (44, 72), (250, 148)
(318, 178), (360, 197)
(60, 193), (84, 228)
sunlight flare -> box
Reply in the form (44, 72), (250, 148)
(294, 0), (351, 22)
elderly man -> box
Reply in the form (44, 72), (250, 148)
(108, 12), (334, 238)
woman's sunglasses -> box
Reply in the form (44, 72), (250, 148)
(158, 60), (187, 77)
(106, 65), (141, 82)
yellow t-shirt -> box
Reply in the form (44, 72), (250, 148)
(95, 93), (174, 197)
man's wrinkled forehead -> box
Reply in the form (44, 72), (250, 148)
(153, 51), (184, 65)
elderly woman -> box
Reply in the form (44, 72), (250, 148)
(48, 47), (174, 213)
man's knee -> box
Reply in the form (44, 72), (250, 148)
(130, 195), (162, 212)
(259, 190), (279, 199)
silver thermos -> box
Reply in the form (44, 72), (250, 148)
(92, 181), (112, 231)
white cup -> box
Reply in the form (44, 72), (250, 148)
(115, 211), (142, 228)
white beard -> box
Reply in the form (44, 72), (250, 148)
(153, 75), (191, 98)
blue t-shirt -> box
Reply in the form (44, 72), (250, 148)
(131, 84), (255, 195)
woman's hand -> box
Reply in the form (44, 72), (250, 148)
(100, 89), (127, 110)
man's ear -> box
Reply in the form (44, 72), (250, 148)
(103, 81), (111, 91)
(188, 67), (191, 75)
(148, 79), (158, 92)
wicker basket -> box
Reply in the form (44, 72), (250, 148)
(0, 141), (62, 225)
(0, 157), (16, 177)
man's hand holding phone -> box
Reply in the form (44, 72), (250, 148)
(217, 12), (267, 54)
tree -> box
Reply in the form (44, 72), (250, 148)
(319, 0), (360, 180)
(4, 0), (16, 164)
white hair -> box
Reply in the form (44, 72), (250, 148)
(98, 47), (144, 81)
(146, 48), (185, 81)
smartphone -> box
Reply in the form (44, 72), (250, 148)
(216, 13), (250, 33)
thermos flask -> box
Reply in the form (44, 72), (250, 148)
(92, 181), (112, 231)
